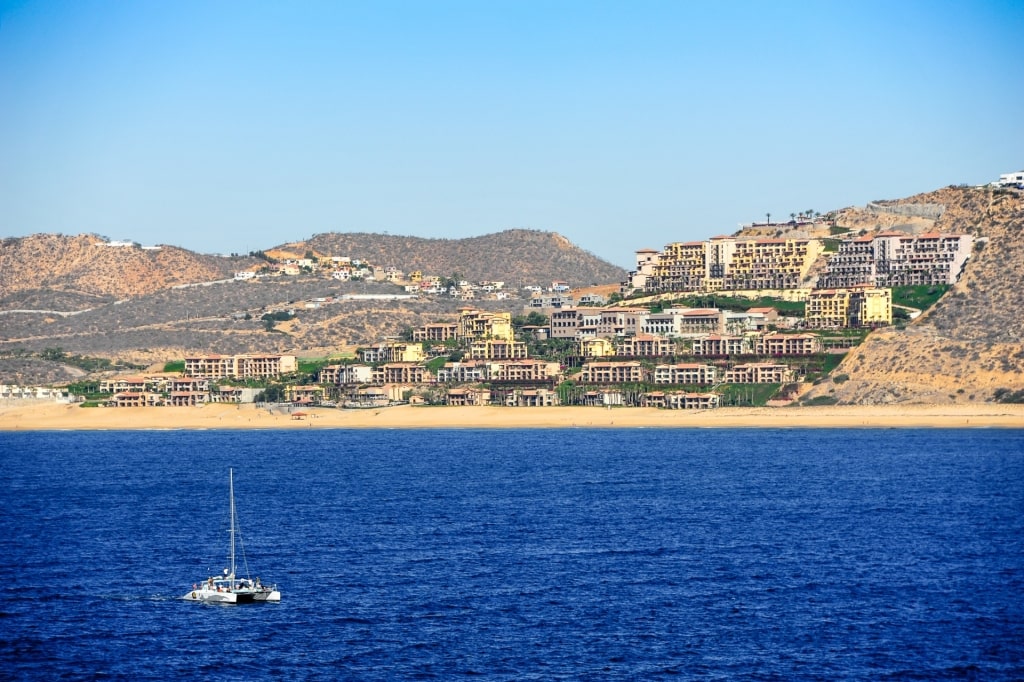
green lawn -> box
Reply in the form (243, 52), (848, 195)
(892, 285), (950, 311)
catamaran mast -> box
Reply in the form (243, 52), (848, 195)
(229, 468), (236, 579)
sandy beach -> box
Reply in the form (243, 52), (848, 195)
(1, 400), (1022, 431)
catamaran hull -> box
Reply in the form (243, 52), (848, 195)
(183, 588), (280, 604)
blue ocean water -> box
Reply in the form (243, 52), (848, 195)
(1, 428), (1022, 680)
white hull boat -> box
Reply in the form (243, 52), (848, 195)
(183, 469), (280, 604)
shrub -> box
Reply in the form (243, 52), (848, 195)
(993, 388), (1024, 403)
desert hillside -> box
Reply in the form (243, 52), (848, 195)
(0, 229), (626, 383)
(0, 234), (251, 299)
(0, 230), (626, 304)
(802, 185), (1024, 405)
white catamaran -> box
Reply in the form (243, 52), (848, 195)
(183, 469), (280, 604)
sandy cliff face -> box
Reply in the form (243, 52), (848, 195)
(803, 186), (1024, 405)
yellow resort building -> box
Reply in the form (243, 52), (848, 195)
(806, 287), (892, 329)
(639, 236), (824, 294)
(183, 354), (298, 379)
(458, 308), (513, 342)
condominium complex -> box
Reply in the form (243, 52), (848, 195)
(411, 322), (459, 342)
(458, 308), (513, 342)
(616, 334), (677, 357)
(467, 339), (529, 360)
(755, 332), (823, 355)
(818, 232), (973, 288)
(487, 359), (561, 382)
(805, 287), (892, 329)
(580, 361), (645, 384)
(358, 341), (425, 364)
(632, 236), (824, 294)
(652, 363), (717, 385)
(552, 306), (730, 340)
(184, 354), (297, 379)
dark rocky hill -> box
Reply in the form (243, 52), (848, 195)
(298, 229), (626, 288)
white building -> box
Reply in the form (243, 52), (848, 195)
(997, 171), (1024, 187)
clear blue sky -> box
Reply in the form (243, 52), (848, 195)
(1, 0), (1021, 268)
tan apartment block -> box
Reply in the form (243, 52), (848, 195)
(358, 342), (425, 364)
(849, 287), (893, 327)
(436, 361), (490, 383)
(193, 355), (238, 379)
(109, 392), (161, 407)
(616, 334), (675, 357)
(102, 373), (191, 393)
(628, 248), (661, 291)
(652, 363), (717, 385)
(817, 235), (875, 288)
(755, 332), (823, 355)
(383, 341), (425, 363)
(641, 236), (822, 294)
(458, 308), (513, 341)
(287, 385), (325, 404)
(677, 308), (726, 335)
(101, 376), (153, 393)
(805, 289), (850, 328)
(580, 361), (645, 384)
(581, 390), (625, 407)
(550, 308), (583, 339)
(665, 392), (720, 409)
(487, 359), (561, 382)
(168, 391), (208, 407)
(446, 387), (492, 406)
(691, 334), (752, 356)
(650, 241), (708, 292)
(819, 232), (972, 288)
(209, 386), (244, 403)
(345, 387), (389, 408)
(806, 287), (891, 328)
(640, 391), (720, 409)
(412, 322), (460, 342)
(184, 354), (297, 379)
(725, 238), (824, 290)
(319, 364), (374, 385)
(505, 388), (559, 407)
(885, 232), (973, 284)
(723, 363), (793, 383)
(372, 363), (434, 385)
(171, 377), (210, 393)
(597, 308), (648, 337)
(579, 337), (615, 358)
(236, 354), (298, 379)
(468, 339), (529, 360)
